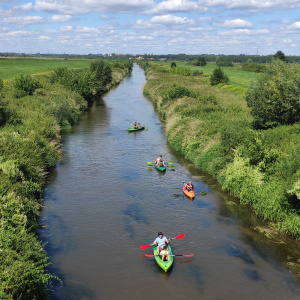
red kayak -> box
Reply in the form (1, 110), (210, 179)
(183, 187), (195, 199)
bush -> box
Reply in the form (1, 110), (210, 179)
(245, 60), (300, 128)
(164, 85), (196, 100)
(170, 66), (192, 76)
(210, 67), (229, 85)
(13, 74), (41, 96)
(241, 62), (266, 73)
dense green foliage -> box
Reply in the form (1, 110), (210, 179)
(241, 62), (266, 73)
(141, 61), (300, 239)
(171, 62), (177, 68)
(51, 59), (114, 105)
(246, 60), (300, 128)
(13, 74), (42, 96)
(273, 50), (287, 62)
(0, 60), (131, 298)
(170, 66), (192, 76)
(210, 67), (229, 85)
(163, 85), (196, 102)
(216, 57), (234, 67)
(191, 56), (207, 66)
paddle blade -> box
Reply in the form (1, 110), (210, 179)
(140, 244), (151, 250)
(145, 254), (154, 257)
(182, 254), (194, 257)
(175, 233), (185, 239)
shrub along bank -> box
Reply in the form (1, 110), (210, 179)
(140, 61), (300, 239)
(0, 59), (132, 299)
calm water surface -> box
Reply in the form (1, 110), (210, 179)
(41, 65), (300, 300)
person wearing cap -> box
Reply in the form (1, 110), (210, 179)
(154, 155), (166, 167)
(153, 232), (170, 255)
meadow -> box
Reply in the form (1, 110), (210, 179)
(140, 61), (300, 240)
(0, 57), (92, 80)
(155, 61), (260, 93)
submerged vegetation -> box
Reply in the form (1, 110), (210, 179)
(139, 59), (300, 239)
(0, 59), (132, 299)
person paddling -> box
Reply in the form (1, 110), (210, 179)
(154, 155), (166, 167)
(153, 232), (170, 255)
(183, 181), (194, 191)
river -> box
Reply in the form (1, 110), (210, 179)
(41, 64), (300, 300)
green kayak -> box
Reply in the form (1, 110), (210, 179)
(128, 126), (145, 132)
(155, 164), (166, 172)
(153, 245), (174, 272)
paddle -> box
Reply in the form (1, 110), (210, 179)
(140, 233), (185, 250)
(145, 254), (194, 257)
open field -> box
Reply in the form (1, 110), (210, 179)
(0, 57), (92, 80)
(154, 61), (260, 91)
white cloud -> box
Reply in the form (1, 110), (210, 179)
(38, 35), (51, 40)
(35, 0), (155, 14)
(219, 19), (253, 29)
(0, 16), (43, 25)
(145, 0), (207, 14)
(0, 2), (33, 18)
(201, 0), (300, 12)
(218, 28), (269, 35)
(49, 15), (72, 22)
(290, 21), (300, 29)
(136, 14), (194, 28)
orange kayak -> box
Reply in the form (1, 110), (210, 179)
(183, 188), (195, 199)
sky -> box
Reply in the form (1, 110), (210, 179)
(0, 0), (299, 55)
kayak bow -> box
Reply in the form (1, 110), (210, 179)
(155, 164), (166, 172)
(153, 244), (173, 272)
(183, 187), (195, 199)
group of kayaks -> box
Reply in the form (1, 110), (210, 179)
(130, 123), (194, 272)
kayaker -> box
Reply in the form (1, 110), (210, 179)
(183, 181), (194, 191)
(132, 121), (138, 129)
(160, 245), (170, 261)
(153, 232), (170, 255)
(154, 155), (166, 167)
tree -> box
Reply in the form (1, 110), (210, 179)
(216, 56), (233, 67)
(245, 60), (300, 128)
(210, 67), (229, 86)
(196, 56), (206, 66)
(13, 74), (41, 96)
(273, 50), (287, 62)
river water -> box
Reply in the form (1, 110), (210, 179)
(41, 64), (300, 300)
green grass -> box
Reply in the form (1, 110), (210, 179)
(0, 58), (92, 80)
(141, 61), (300, 239)
(154, 61), (260, 91)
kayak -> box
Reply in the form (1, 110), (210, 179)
(128, 126), (145, 132)
(155, 164), (166, 172)
(183, 187), (195, 199)
(153, 244), (174, 272)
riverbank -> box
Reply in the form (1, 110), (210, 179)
(140, 61), (300, 239)
(0, 60), (132, 299)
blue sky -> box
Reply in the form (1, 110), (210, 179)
(0, 0), (299, 55)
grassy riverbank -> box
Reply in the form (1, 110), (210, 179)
(0, 59), (132, 299)
(141, 61), (300, 239)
